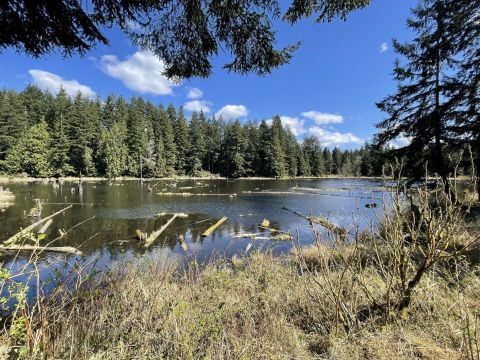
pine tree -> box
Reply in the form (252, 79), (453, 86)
(188, 111), (206, 176)
(50, 88), (74, 176)
(98, 120), (128, 179)
(5, 121), (51, 177)
(447, 0), (480, 198)
(269, 116), (287, 177)
(102, 94), (117, 128)
(323, 148), (333, 174)
(222, 120), (246, 178)
(285, 128), (298, 177)
(155, 136), (167, 177)
(174, 106), (189, 175)
(0, 90), (27, 166)
(20, 85), (49, 126)
(205, 115), (224, 175)
(303, 136), (324, 176)
(332, 147), (342, 175)
(376, 0), (458, 189)
(158, 105), (176, 177)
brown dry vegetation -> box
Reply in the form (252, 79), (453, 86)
(1, 176), (480, 359)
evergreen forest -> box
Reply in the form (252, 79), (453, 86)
(0, 86), (389, 179)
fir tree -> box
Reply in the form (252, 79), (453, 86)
(4, 120), (51, 177)
(50, 89), (74, 176)
(376, 0), (458, 190)
(188, 112), (206, 176)
(174, 106), (189, 175)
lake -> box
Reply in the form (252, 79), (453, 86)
(1, 178), (387, 261)
(0, 178), (387, 300)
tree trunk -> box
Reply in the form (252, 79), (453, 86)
(433, 50), (453, 199)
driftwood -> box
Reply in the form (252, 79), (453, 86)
(157, 192), (237, 197)
(202, 216), (228, 237)
(242, 191), (304, 195)
(234, 234), (292, 241)
(5, 205), (73, 245)
(0, 245), (82, 255)
(281, 207), (348, 236)
(145, 213), (188, 247)
(38, 219), (53, 234)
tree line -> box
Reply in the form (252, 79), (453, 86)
(0, 86), (387, 179)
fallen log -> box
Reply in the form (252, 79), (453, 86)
(202, 216), (228, 237)
(4, 205), (73, 245)
(0, 245), (82, 255)
(145, 213), (188, 247)
(235, 233), (262, 238)
(38, 219), (53, 234)
(281, 207), (348, 236)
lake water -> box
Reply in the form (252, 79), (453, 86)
(1, 178), (387, 261)
(0, 178), (387, 301)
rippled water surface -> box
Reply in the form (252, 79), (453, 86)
(1, 178), (387, 264)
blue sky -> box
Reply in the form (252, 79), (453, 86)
(0, 0), (417, 148)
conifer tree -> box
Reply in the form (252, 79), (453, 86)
(222, 120), (246, 178)
(332, 147), (342, 175)
(188, 111), (206, 176)
(4, 120), (51, 177)
(50, 88), (74, 176)
(155, 136), (167, 178)
(174, 106), (189, 175)
(0, 90), (27, 166)
(98, 120), (128, 179)
(205, 115), (224, 174)
(376, 0), (458, 189)
(155, 105), (176, 177)
(285, 128), (298, 177)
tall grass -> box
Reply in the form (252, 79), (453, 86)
(1, 170), (480, 359)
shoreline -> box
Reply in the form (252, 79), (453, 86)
(0, 175), (384, 183)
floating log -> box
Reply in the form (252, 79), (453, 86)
(202, 216), (228, 237)
(0, 245), (82, 255)
(38, 219), (53, 234)
(4, 205), (73, 245)
(242, 191), (304, 195)
(157, 192), (237, 197)
(235, 233), (262, 238)
(281, 207), (348, 236)
(145, 213), (188, 247)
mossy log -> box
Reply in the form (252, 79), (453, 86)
(202, 216), (228, 237)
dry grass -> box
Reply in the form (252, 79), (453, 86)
(0, 240), (478, 359)
(1, 171), (480, 359)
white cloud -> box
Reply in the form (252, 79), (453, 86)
(379, 42), (389, 53)
(302, 111), (343, 125)
(389, 135), (411, 149)
(187, 87), (203, 99)
(308, 126), (363, 147)
(28, 69), (96, 98)
(99, 51), (178, 95)
(266, 116), (306, 136)
(216, 105), (248, 120)
(184, 100), (211, 113)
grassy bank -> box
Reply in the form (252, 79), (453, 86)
(1, 244), (479, 359)
(1, 178), (480, 359)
